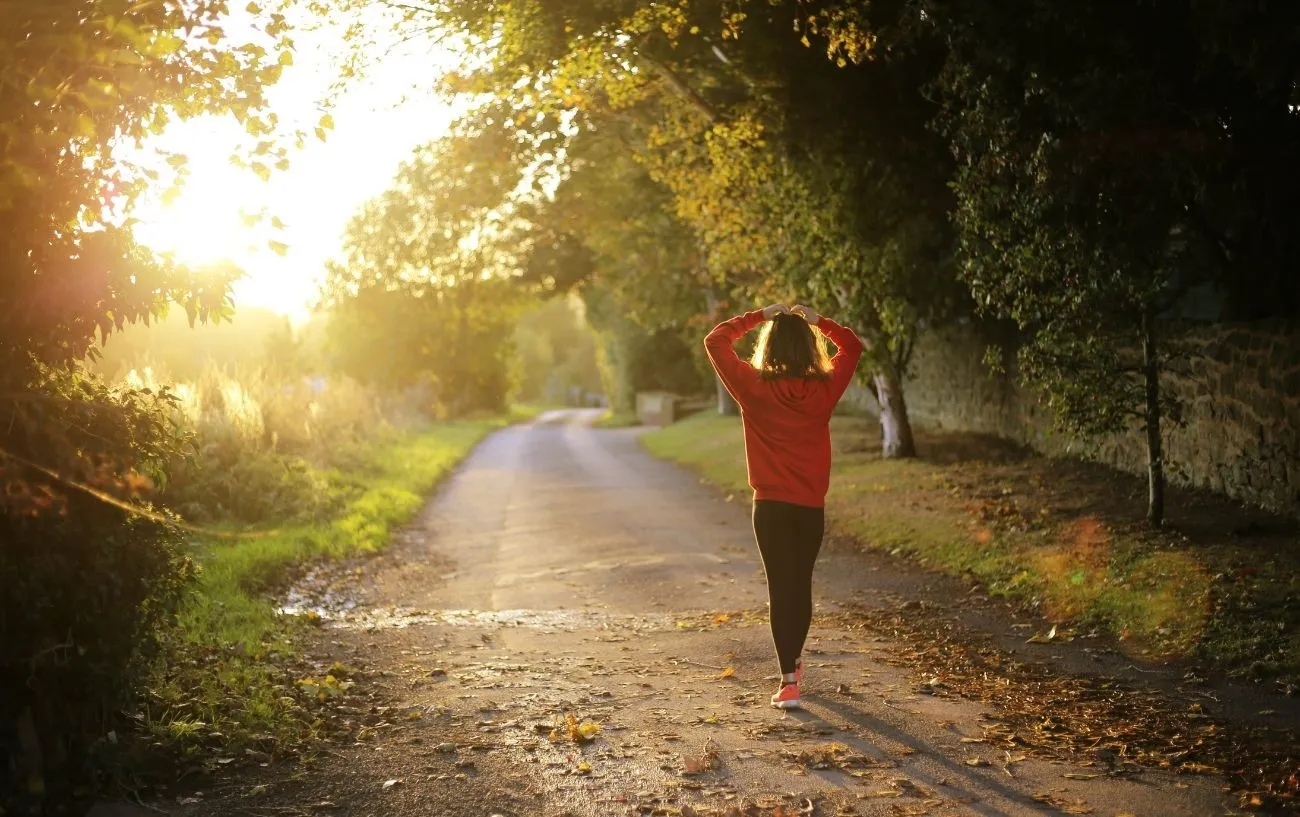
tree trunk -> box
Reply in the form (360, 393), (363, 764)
(703, 285), (739, 416)
(872, 369), (917, 459)
(716, 376), (739, 416)
(1141, 311), (1165, 527)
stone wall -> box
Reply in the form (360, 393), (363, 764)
(844, 320), (1300, 517)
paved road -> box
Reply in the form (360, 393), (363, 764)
(176, 409), (1229, 817)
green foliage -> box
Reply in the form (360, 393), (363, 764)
(1, 508), (193, 807)
(323, 129), (527, 415)
(513, 295), (603, 405)
(0, 0), (287, 367)
(583, 287), (709, 413)
(934, 0), (1201, 429)
(0, 369), (195, 806)
(104, 363), (385, 526)
(1, 6), (294, 801)
(921, 0), (1300, 520)
(518, 122), (714, 411)
(365, 0), (966, 453)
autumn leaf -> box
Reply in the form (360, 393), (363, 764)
(1026, 624), (1058, 643)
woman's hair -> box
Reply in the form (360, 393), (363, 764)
(750, 313), (833, 380)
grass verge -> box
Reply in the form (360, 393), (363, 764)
(643, 412), (1300, 690)
(593, 410), (640, 429)
(137, 416), (512, 771)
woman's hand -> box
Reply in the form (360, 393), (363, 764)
(761, 303), (790, 320)
(791, 304), (821, 324)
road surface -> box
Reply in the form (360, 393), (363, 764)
(172, 409), (1230, 817)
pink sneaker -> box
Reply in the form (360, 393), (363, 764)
(771, 682), (801, 710)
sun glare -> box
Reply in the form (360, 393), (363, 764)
(126, 9), (465, 322)
(131, 123), (267, 267)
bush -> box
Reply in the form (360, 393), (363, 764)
(0, 366), (197, 812)
(123, 364), (390, 527)
(1, 488), (193, 812)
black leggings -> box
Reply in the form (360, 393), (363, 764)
(752, 500), (825, 675)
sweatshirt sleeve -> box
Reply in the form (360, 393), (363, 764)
(818, 316), (866, 404)
(704, 310), (765, 407)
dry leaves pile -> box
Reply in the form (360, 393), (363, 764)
(819, 604), (1299, 812)
(778, 742), (886, 778)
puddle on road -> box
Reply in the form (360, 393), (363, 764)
(279, 563), (361, 619)
(279, 600), (676, 633)
(335, 607), (675, 631)
(277, 562), (677, 631)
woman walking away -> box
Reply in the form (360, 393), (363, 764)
(704, 303), (865, 710)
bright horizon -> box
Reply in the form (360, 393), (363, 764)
(128, 10), (466, 324)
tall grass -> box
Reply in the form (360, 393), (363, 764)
(124, 362), (400, 525)
(100, 360), (512, 763)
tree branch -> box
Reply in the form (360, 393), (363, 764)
(633, 50), (723, 125)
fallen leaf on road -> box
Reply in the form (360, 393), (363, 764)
(1032, 791), (1093, 814)
(550, 713), (601, 743)
(717, 667), (736, 680)
(575, 761), (592, 774)
(1026, 625), (1058, 644)
(683, 741), (722, 775)
(381, 779), (400, 790)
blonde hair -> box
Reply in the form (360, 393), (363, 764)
(750, 314), (832, 380)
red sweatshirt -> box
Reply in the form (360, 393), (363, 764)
(704, 310), (865, 508)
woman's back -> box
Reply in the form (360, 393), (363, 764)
(704, 307), (864, 509)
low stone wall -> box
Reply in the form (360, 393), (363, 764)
(845, 320), (1300, 517)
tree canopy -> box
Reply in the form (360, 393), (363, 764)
(922, 0), (1300, 522)
(1, 0), (297, 514)
(322, 125), (528, 412)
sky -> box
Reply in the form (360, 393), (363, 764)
(130, 9), (465, 322)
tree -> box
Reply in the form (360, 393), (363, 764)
(322, 125), (527, 414)
(1, 1), (296, 805)
(512, 295), (602, 405)
(520, 121), (718, 412)
(924, 0), (1300, 524)
(367, 0), (966, 455)
(1, 0), (295, 510)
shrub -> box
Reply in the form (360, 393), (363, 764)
(125, 364), (390, 526)
(1, 372), (195, 812)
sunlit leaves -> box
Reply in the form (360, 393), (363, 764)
(323, 123), (530, 406)
(0, 0), (294, 516)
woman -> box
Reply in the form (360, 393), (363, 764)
(704, 303), (864, 710)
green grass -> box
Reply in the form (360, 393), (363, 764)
(593, 410), (640, 429)
(643, 412), (1300, 683)
(143, 415), (513, 760)
(179, 421), (498, 650)
(505, 403), (563, 423)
